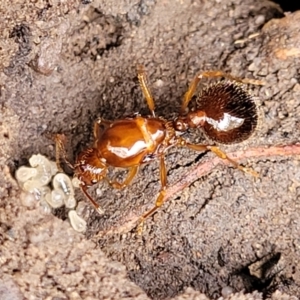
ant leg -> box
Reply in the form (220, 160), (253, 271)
(186, 142), (258, 177)
(107, 166), (139, 189)
(54, 134), (74, 171)
(181, 70), (265, 114)
(137, 64), (156, 117)
(80, 185), (104, 215)
(93, 118), (112, 140)
(137, 155), (167, 231)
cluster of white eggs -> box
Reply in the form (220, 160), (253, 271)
(15, 154), (87, 233)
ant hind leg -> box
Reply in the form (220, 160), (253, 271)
(137, 64), (156, 117)
(181, 70), (265, 114)
(185, 142), (258, 177)
(81, 185), (104, 215)
(54, 133), (74, 172)
(93, 118), (112, 141)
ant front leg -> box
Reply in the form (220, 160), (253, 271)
(80, 184), (104, 215)
(137, 65), (156, 117)
(181, 70), (265, 114)
(54, 134), (74, 172)
(137, 155), (167, 233)
(107, 166), (139, 189)
(185, 142), (258, 177)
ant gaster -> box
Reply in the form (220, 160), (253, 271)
(55, 66), (263, 224)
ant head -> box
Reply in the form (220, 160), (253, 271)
(74, 148), (107, 187)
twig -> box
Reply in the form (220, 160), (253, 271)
(94, 144), (300, 237)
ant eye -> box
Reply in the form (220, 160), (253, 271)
(174, 119), (188, 131)
(197, 81), (258, 144)
(176, 122), (183, 131)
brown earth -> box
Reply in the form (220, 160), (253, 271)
(1, 0), (300, 299)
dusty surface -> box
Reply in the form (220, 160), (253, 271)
(1, 0), (300, 299)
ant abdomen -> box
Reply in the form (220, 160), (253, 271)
(195, 81), (258, 144)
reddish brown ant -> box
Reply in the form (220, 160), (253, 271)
(55, 66), (263, 225)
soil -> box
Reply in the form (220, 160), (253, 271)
(1, 0), (300, 299)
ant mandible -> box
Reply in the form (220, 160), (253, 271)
(55, 65), (263, 225)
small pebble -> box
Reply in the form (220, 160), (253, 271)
(20, 191), (38, 208)
(221, 286), (234, 298)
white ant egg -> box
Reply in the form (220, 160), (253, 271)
(64, 195), (76, 209)
(68, 210), (87, 233)
(40, 199), (52, 214)
(22, 183), (51, 201)
(71, 177), (81, 188)
(45, 189), (65, 208)
(49, 161), (59, 176)
(53, 173), (74, 195)
(29, 154), (47, 168)
(15, 166), (38, 183)
(29, 154), (53, 186)
(53, 173), (76, 208)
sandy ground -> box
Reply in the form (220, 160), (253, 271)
(1, 0), (300, 299)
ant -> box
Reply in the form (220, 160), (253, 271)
(55, 65), (263, 226)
